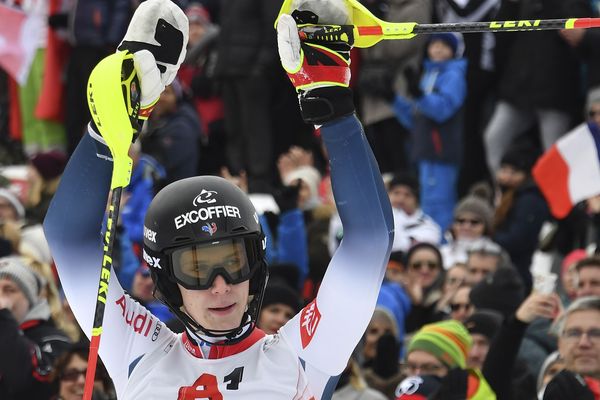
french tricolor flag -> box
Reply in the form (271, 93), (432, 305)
(533, 122), (600, 219)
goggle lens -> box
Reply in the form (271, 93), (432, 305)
(171, 238), (255, 289)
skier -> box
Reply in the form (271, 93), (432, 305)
(43, 1), (394, 399)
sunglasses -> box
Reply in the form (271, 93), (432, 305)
(450, 302), (473, 312)
(61, 368), (87, 382)
(454, 218), (483, 226)
(410, 260), (439, 270)
(589, 110), (600, 118)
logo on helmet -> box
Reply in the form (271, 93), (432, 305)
(143, 249), (162, 269)
(174, 205), (241, 230)
(193, 189), (218, 206)
(202, 222), (218, 236)
(144, 226), (157, 243)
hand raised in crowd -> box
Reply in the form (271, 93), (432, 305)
(277, 146), (314, 181)
(515, 292), (561, 324)
(220, 167), (248, 194)
(436, 283), (461, 313)
(403, 274), (425, 306)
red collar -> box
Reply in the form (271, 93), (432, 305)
(20, 319), (42, 330)
(182, 328), (266, 359)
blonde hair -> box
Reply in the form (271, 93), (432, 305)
(0, 220), (21, 254)
(348, 357), (368, 390)
(21, 256), (80, 342)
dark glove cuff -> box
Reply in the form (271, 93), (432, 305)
(299, 86), (355, 125)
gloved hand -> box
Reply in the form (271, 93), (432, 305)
(277, 13), (355, 125)
(118, 0), (189, 119)
(430, 368), (468, 400)
(273, 180), (301, 214)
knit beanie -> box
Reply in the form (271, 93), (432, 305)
(0, 188), (25, 220)
(469, 266), (526, 319)
(562, 249), (588, 276)
(500, 145), (538, 174)
(453, 196), (494, 235)
(29, 150), (67, 181)
(407, 320), (472, 369)
(429, 32), (464, 58)
(0, 256), (41, 307)
(464, 309), (503, 341)
(261, 282), (301, 313)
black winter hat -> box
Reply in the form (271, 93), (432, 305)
(261, 282), (301, 313)
(389, 173), (420, 202)
(469, 267), (525, 319)
(464, 309), (504, 340)
(499, 145), (539, 174)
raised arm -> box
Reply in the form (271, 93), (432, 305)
(44, 1), (189, 395)
(275, 12), (394, 382)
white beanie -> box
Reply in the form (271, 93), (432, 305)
(0, 188), (25, 220)
(0, 256), (42, 307)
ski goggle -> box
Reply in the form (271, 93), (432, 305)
(170, 238), (259, 290)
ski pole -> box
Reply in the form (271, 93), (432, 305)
(276, 0), (600, 48)
(83, 51), (140, 400)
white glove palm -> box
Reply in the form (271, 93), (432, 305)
(118, 0), (189, 118)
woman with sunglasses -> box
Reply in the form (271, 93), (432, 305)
(440, 192), (494, 269)
(51, 344), (114, 400)
(43, 4), (394, 399)
(403, 243), (447, 333)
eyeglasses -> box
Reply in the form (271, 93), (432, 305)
(402, 362), (445, 375)
(455, 218), (483, 226)
(562, 328), (600, 344)
(61, 368), (87, 382)
(450, 302), (473, 312)
(589, 110), (600, 118)
(410, 261), (439, 270)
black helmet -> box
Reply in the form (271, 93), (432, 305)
(143, 176), (268, 339)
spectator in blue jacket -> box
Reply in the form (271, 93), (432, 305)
(121, 141), (166, 248)
(392, 33), (467, 233)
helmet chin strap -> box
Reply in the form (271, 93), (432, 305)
(157, 292), (254, 345)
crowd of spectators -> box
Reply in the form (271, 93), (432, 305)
(1, 0), (600, 399)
